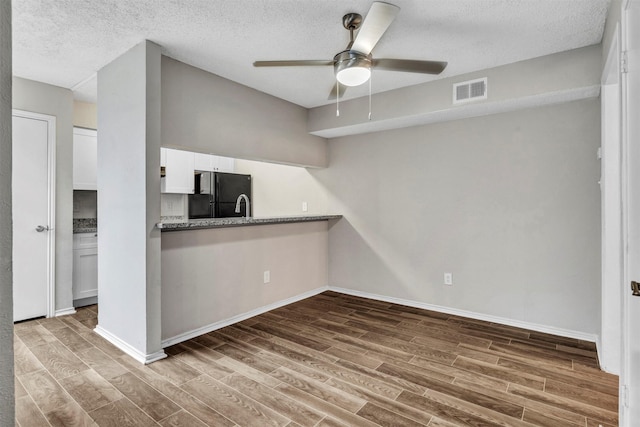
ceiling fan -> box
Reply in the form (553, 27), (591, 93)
(253, 2), (447, 100)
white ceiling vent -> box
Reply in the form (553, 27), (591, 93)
(453, 78), (487, 104)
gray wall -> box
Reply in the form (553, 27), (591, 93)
(0, 0), (14, 423)
(603, 0), (622, 64)
(97, 41), (164, 361)
(161, 221), (329, 343)
(313, 99), (601, 335)
(161, 56), (327, 168)
(308, 45), (601, 138)
(12, 77), (74, 314)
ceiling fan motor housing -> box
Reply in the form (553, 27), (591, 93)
(334, 51), (372, 86)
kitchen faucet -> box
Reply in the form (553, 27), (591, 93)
(235, 194), (251, 218)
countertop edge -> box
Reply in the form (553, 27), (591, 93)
(73, 228), (98, 234)
(157, 215), (342, 231)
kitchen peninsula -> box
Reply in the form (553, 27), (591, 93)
(158, 214), (341, 230)
(160, 214), (341, 347)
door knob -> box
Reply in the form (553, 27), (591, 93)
(35, 225), (50, 232)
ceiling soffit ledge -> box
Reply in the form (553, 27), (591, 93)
(307, 44), (603, 138)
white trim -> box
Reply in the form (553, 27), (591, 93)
(329, 287), (598, 343)
(11, 109), (56, 319)
(54, 308), (77, 317)
(620, 2), (637, 424)
(161, 286), (329, 348)
(600, 22), (623, 375)
(94, 325), (167, 364)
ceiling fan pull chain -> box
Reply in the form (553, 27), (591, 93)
(336, 83), (340, 117)
(368, 73), (372, 121)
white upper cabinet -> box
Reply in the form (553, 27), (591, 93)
(161, 148), (195, 194)
(194, 152), (235, 173)
(215, 156), (235, 173)
(193, 152), (214, 171)
(161, 149), (236, 193)
(73, 128), (98, 190)
(161, 147), (167, 167)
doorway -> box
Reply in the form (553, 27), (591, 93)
(12, 110), (56, 322)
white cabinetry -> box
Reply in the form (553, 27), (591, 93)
(161, 147), (167, 167)
(73, 233), (98, 303)
(194, 152), (214, 171)
(73, 128), (97, 190)
(215, 155), (235, 173)
(161, 148), (195, 194)
(193, 152), (235, 173)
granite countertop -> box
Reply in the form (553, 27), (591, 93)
(157, 214), (342, 231)
(73, 218), (97, 234)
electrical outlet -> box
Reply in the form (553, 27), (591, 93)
(263, 270), (270, 284)
(444, 273), (453, 286)
(302, 201), (308, 212)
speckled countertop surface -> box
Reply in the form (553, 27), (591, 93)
(157, 215), (342, 231)
(73, 218), (97, 234)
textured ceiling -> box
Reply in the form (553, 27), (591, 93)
(12, 0), (610, 108)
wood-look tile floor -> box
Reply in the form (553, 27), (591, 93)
(13, 291), (618, 426)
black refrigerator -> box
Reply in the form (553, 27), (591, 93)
(188, 172), (252, 219)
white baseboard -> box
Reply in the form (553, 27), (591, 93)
(94, 325), (167, 365)
(54, 307), (76, 317)
(329, 286), (599, 343)
(161, 286), (329, 348)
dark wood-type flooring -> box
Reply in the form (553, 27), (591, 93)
(14, 291), (618, 426)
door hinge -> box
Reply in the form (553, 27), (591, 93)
(622, 51), (629, 74)
(622, 384), (630, 407)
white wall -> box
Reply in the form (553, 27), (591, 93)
(161, 221), (329, 343)
(312, 99), (601, 336)
(160, 56), (327, 168)
(234, 159), (328, 217)
(97, 41), (164, 363)
(12, 77), (74, 314)
(0, 0), (14, 423)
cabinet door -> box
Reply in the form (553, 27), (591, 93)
(73, 128), (98, 190)
(161, 148), (195, 194)
(161, 147), (167, 167)
(73, 242), (98, 300)
(194, 152), (214, 171)
(216, 156), (235, 173)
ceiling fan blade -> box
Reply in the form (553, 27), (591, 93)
(328, 82), (348, 100)
(351, 2), (400, 55)
(372, 58), (447, 74)
(253, 60), (333, 67)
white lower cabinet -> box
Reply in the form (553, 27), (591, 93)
(73, 233), (98, 303)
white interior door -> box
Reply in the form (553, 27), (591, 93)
(12, 111), (55, 322)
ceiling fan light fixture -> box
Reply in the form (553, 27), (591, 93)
(336, 66), (371, 87)
(334, 51), (372, 87)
